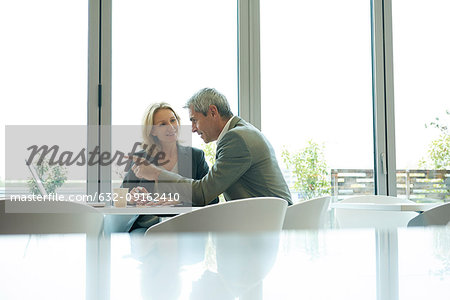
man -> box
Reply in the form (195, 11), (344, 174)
(132, 88), (292, 206)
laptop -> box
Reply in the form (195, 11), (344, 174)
(26, 159), (48, 197)
(24, 160), (108, 207)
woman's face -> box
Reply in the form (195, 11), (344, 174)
(151, 108), (179, 144)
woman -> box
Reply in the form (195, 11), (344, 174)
(121, 102), (217, 231)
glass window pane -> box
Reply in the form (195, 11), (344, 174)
(111, 0), (238, 186)
(392, 0), (450, 202)
(260, 0), (374, 204)
(0, 1), (88, 196)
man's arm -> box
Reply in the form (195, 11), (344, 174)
(158, 131), (252, 206)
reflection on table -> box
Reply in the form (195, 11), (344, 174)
(0, 227), (449, 300)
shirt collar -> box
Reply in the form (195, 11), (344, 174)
(216, 116), (235, 144)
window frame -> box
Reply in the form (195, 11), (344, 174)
(88, 0), (398, 198)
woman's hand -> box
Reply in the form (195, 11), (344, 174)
(129, 186), (148, 205)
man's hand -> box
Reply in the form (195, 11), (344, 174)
(126, 155), (162, 181)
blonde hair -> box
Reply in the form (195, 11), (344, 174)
(141, 102), (181, 155)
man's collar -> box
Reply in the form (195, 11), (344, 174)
(216, 116), (235, 144)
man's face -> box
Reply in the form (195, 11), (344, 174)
(189, 106), (219, 143)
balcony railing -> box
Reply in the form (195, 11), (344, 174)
(331, 169), (450, 202)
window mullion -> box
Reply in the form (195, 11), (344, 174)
(382, 0), (397, 196)
(238, 0), (261, 129)
(87, 0), (101, 197)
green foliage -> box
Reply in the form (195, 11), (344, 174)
(201, 142), (217, 168)
(282, 140), (331, 200)
(200, 142), (225, 202)
(425, 134), (450, 169)
(27, 159), (67, 195)
(419, 111), (450, 170)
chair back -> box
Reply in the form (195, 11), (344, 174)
(408, 202), (450, 227)
(0, 198), (103, 235)
(334, 195), (418, 229)
(145, 197), (288, 234)
(283, 196), (330, 230)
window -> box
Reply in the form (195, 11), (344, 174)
(110, 0), (238, 187)
(260, 0), (374, 202)
(392, 0), (450, 202)
(0, 0), (88, 196)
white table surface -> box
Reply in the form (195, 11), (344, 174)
(95, 205), (199, 215)
(1, 227), (449, 300)
(330, 202), (440, 212)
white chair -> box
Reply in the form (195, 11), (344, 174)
(334, 195), (419, 229)
(145, 197), (288, 234)
(408, 202), (450, 227)
(0, 198), (103, 235)
(282, 196), (331, 230)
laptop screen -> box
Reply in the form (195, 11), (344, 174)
(26, 160), (48, 197)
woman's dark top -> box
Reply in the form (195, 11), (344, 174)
(121, 144), (218, 230)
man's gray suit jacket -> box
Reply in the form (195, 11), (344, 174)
(159, 116), (292, 206)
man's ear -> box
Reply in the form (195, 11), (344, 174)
(209, 105), (219, 117)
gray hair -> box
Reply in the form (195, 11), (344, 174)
(184, 88), (233, 118)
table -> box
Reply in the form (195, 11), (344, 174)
(330, 202), (440, 212)
(97, 204), (200, 299)
(96, 205), (199, 215)
(1, 227), (449, 300)
(99, 205), (201, 235)
(330, 200), (442, 300)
